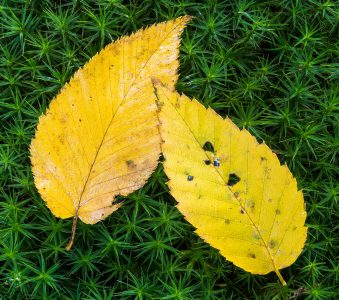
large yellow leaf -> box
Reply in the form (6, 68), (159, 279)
(155, 83), (307, 285)
(30, 16), (191, 250)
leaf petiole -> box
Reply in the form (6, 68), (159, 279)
(66, 212), (79, 251)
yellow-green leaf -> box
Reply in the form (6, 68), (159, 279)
(30, 16), (191, 250)
(155, 83), (307, 285)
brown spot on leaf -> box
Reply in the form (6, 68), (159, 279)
(276, 209), (281, 215)
(248, 253), (256, 258)
(268, 240), (277, 249)
(225, 219), (230, 224)
(156, 101), (164, 109)
(204, 159), (211, 165)
(126, 160), (137, 169)
(246, 199), (255, 212)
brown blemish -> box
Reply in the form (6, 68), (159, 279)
(225, 219), (230, 224)
(240, 209), (245, 214)
(204, 159), (211, 165)
(268, 240), (277, 249)
(246, 199), (255, 212)
(260, 156), (267, 162)
(275, 209), (281, 215)
(248, 253), (256, 259)
(126, 160), (137, 169)
(156, 101), (164, 109)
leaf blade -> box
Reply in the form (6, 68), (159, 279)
(155, 83), (307, 283)
(30, 17), (191, 231)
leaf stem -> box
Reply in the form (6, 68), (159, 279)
(66, 213), (79, 251)
(275, 269), (287, 286)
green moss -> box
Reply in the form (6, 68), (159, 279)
(0, 0), (338, 298)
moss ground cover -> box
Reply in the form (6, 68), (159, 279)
(0, 0), (338, 299)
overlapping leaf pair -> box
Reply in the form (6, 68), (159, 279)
(30, 17), (307, 284)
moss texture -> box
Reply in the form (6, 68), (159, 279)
(0, 0), (338, 299)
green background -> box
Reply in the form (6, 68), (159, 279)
(0, 0), (338, 299)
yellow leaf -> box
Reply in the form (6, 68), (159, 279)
(30, 16), (191, 250)
(155, 83), (307, 285)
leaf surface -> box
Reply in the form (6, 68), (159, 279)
(30, 17), (191, 249)
(155, 84), (307, 284)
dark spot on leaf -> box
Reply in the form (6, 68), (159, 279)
(203, 141), (215, 153)
(268, 240), (277, 249)
(204, 159), (211, 165)
(156, 101), (164, 109)
(260, 156), (267, 162)
(225, 219), (230, 224)
(79, 118), (82, 122)
(234, 192), (239, 197)
(248, 253), (256, 258)
(126, 160), (137, 169)
(246, 200), (255, 212)
(240, 209), (245, 214)
(227, 173), (240, 186)
(126, 160), (133, 166)
(72, 103), (74, 107)
(275, 209), (281, 215)
(213, 158), (220, 167)
(187, 175), (194, 181)
(293, 226), (297, 231)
